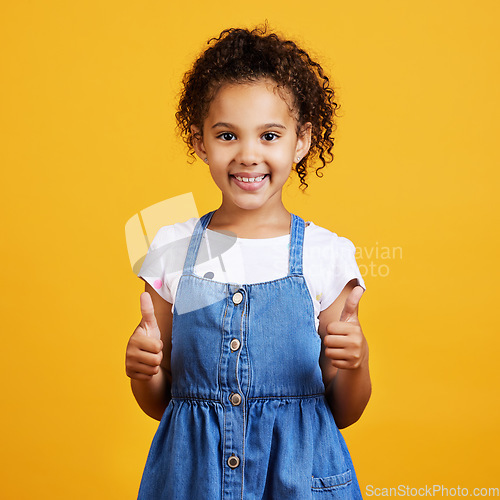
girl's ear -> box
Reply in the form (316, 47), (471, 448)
(190, 125), (207, 161)
(296, 122), (312, 160)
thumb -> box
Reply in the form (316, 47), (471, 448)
(140, 292), (161, 339)
(339, 285), (364, 323)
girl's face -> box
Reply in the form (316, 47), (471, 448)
(191, 79), (311, 214)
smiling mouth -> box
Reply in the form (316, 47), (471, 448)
(231, 174), (269, 183)
(230, 174), (270, 191)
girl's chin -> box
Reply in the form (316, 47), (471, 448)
(228, 196), (269, 212)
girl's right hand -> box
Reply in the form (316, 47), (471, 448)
(126, 292), (164, 381)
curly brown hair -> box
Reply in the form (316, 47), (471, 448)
(175, 24), (340, 191)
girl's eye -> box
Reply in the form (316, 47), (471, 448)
(262, 132), (279, 142)
(218, 132), (236, 141)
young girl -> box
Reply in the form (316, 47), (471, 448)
(126, 26), (371, 499)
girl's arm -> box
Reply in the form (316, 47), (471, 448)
(318, 279), (371, 429)
(126, 282), (173, 421)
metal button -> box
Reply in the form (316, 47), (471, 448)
(232, 291), (243, 305)
(229, 392), (242, 406)
(230, 338), (241, 352)
(227, 454), (240, 469)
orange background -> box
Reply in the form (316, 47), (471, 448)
(1, 1), (499, 498)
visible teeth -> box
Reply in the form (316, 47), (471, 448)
(234, 175), (266, 183)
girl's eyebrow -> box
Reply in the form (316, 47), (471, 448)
(211, 122), (287, 130)
(211, 122), (233, 129)
(262, 123), (287, 130)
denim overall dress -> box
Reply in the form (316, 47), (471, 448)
(137, 211), (363, 499)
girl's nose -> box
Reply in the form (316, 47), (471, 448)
(235, 140), (260, 166)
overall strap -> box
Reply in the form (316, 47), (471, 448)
(182, 210), (216, 274)
(288, 213), (305, 276)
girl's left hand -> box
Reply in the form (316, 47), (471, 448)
(323, 286), (368, 370)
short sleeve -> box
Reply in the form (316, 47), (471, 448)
(319, 236), (366, 312)
(137, 226), (174, 303)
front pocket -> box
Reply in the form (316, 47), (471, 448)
(311, 469), (352, 496)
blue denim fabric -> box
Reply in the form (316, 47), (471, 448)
(137, 211), (363, 499)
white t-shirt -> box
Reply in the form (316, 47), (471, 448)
(138, 216), (366, 331)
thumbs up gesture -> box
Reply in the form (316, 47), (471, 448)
(125, 292), (164, 381)
(323, 286), (368, 370)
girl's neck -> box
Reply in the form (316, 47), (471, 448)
(208, 204), (292, 239)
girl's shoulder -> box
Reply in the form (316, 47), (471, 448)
(304, 220), (357, 254)
(138, 217), (200, 279)
(304, 221), (366, 307)
(152, 216), (199, 243)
